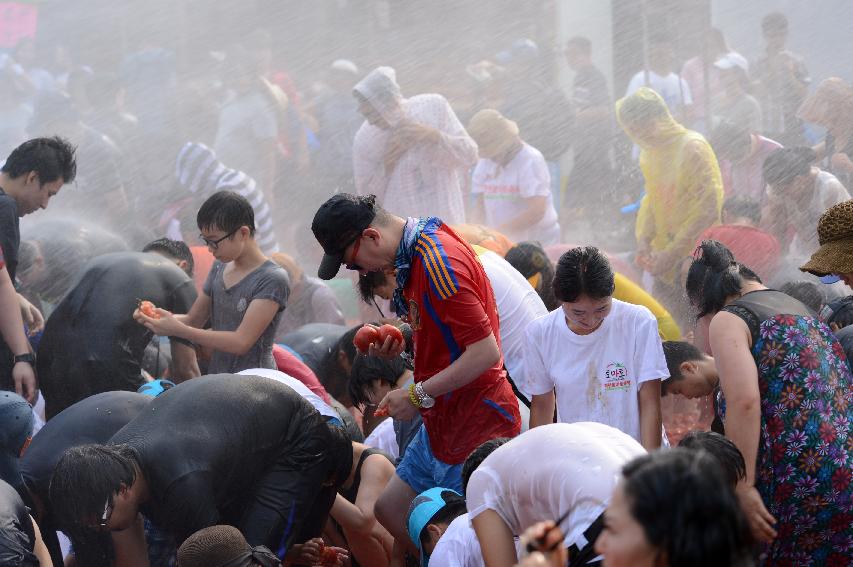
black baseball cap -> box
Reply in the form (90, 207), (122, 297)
(312, 193), (377, 280)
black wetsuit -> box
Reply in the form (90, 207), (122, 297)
(109, 374), (349, 554)
(19, 391), (150, 565)
(37, 252), (196, 418)
(0, 479), (37, 566)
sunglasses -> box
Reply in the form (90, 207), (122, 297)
(345, 232), (365, 272)
(200, 228), (238, 250)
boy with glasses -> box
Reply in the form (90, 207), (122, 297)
(135, 191), (289, 374)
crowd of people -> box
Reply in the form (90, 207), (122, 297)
(0, 8), (851, 567)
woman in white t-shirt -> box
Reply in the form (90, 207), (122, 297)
(467, 109), (561, 245)
(524, 246), (666, 450)
(466, 422), (646, 567)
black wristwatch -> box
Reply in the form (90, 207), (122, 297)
(13, 353), (35, 366)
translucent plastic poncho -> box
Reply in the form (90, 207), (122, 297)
(616, 88), (723, 284)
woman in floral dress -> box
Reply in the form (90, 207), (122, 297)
(686, 240), (852, 566)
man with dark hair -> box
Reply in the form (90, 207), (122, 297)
(660, 341), (719, 398)
(142, 237), (194, 277)
(311, 193), (520, 558)
(135, 191), (290, 374)
(49, 375), (353, 563)
(37, 252), (199, 417)
(460, 438), (512, 496)
(17, 391), (150, 566)
(0, 136), (77, 403)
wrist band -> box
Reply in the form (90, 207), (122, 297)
(408, 383), (422, 408)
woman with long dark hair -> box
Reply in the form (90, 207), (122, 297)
(685, 240), (852, 566)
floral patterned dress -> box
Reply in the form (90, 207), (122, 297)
(722, 290), (852, 566)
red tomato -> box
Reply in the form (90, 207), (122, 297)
(138, 300), (161, 320)
(373, 406), (389, 418)
(319, 544), (339, 566)
(378, 324), (404, 345)
(353, 325), (381, 353)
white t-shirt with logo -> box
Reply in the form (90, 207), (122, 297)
(471, 143), (560, 245)
(522, 299), (668, 443)
(477, 250), (548, 398)
(466, 422), (645, 550)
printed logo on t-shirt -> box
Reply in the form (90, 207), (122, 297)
(604, 362), (632, 392)
(237, 297), (248, 312)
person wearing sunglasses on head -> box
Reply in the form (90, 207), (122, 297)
(135, 191), (290, 375)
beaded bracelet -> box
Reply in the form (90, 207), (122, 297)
(408, 383), (422, 409)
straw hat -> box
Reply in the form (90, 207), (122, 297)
(467, 109), (520, 159)
(800, 200), (853, 276)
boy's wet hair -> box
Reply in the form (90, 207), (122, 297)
(196, 190), (256, 236)
(348, 353), (407, 409)
(461, 437), (512, 495)
(661, 341), (704, 395)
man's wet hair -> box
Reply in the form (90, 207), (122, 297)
(2, 136), (77, 184)
(722, 195), (761, 225)
(779, 280), (824, 314)
(678, 431), (746, 487)
(348, 353), (407, 410)
(49, 444), (138, 533)
(196, 191), (256, 236)
(143, 237), (195, 277)
(553, 246), (615, 303)
(661, 341), (705, 396)
(420, 491), (467, 549)
(461, 437), (512, 495)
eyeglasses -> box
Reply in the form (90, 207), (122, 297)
(345, 233), (364, 272)
(99, 497), (113, 529)
(200, 228), (238, 250)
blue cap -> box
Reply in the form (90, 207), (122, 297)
(820, 274), (841, 284)
(137, 379), (176, 397)
(406, 487), (462, 566)
(0, 392), (33, 488)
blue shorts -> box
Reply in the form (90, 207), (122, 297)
(396, 424), (463, 494)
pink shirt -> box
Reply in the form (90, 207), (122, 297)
(719, 135), (783, 204)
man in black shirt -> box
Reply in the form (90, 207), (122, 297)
(49, 375), (353, 562)
(36, 251), (198, 418)
(18, 391), (150, 566)
(0, 137), (77, 403)
(564, 36), (613, 223)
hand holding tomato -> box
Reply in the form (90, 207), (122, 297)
(353, 324), (381, 354)
(317, 542), (348, 567)
(376, 386), (420, 421)
(133, 302), (182, 337)
(368, 324), (405, 359)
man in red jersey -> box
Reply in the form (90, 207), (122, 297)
(312, 193), (520, 556)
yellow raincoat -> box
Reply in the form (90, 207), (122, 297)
(616, 88), (723, 285)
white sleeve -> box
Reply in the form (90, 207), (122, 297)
(634, 310), (669, 384)
(466, 468), (500, 521)
(517, 151), (551, 199)
(522, 319), (555, 396)
(625, 72), (642, 97)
